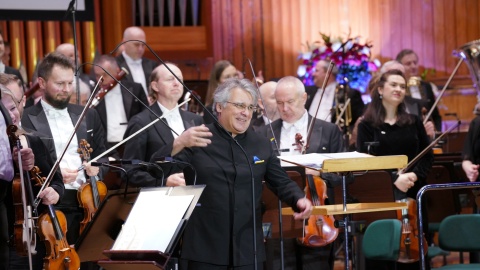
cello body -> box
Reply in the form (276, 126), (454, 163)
(396, 197), (428, 263)
(298, 174), (338, 247)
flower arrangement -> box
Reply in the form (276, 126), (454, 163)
(297, 33), (380, 93)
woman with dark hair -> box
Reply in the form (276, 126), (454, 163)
(357, 69), (433, 199)
(356, 69), (433, 269)
(203, 60), (239, 124)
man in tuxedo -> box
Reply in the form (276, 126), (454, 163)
(116, 26), (159, 99)
(396, 49), (442, 131)
(92, 54), (148, 153)
(21, 52), (107, 245)
(0, 32), (24, 86)
(251, 81), (280, 129)
(305, 59), (364, 127)
(256, 76), (343, 270)
(122, 62), (207, 187)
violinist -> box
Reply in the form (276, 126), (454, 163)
(123, 63), (207, 187)
(0, 74), (25, 118)
(152, 78), (312, 270)
(92, 54), (147, 156)
(356, 69), (433, 270)
(255, 76), (343, 270)
(251, 81), (280, 129)
(0, 84), (64, 270)
(21, 52), (108, 248)
(116, 26), (159, 99)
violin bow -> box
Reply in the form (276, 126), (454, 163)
(33, 76), (104, 209)
(423, 58), (463, 125)
(399, 120), (461, 174)
(303, 61), (336, 154)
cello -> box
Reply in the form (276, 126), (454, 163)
(294, 134), (339, 247)
(77, 139), (107, 234)
(31, 167), (81, 270)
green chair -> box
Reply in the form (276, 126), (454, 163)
(434, 214), (480, 269)
(362, 219), (402, 261)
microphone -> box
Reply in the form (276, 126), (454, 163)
(92, 160), (165, 188)
(78, 62), (179, 138)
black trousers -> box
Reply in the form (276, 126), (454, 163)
(183, 260), (264, 270)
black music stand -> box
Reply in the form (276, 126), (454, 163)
(75, 185), (205, 269)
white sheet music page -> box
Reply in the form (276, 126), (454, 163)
(111, 190), (194, 252)
(278, 152), (372, 169)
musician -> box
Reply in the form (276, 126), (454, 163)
(21, 52), (107, 246)
(0, 31), (24, 87)
(55, 43), (93, 87)
(461, 115), (480, 263)
(251, 81), (280, 129)
(151, 78), (312, 270)
(396, 49), (442, 131)
(0, 84), (64, 270)
(92, 54), (148, 154)
(116, 26), (159, 99)
(356, 69), (433, 269)
(255, 76), (343, 270)
(203, 60), (239, 124)
(0, 74), (26, 119)
(305, 59), (365, 128)
(122, 62), (206, 187)
(357, 69), (432, 200)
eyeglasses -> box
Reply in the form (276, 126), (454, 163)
(226, 101), (258, 112)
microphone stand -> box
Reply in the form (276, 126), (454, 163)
(65, 0), (80, 105)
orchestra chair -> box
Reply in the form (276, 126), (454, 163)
(362, 219), (401, 269)
(434, 214), (480, 269)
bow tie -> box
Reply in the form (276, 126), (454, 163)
(46, 108), (69, 118)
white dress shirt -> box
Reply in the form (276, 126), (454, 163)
(42, 100), (85, 189)
(105, 84), (128, 143)
(122, 51), (148, 97)
(308, 82), (337, 122)
(279, 110), (309, 156)
(158, 102), (185, 138)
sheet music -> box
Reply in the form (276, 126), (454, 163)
(279, 152), (373, 169)
(111, 191), (194, 252)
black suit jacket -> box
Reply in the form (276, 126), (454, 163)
(93, 80), (148, 141)
(419, 81), (442, 130)
(122, 103), (203, 187)
(21, 102), (109, 176)
(115, 54), (159, 90)
(305, 85), (365, 128)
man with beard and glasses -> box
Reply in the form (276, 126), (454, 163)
(21, 52), (108, 249)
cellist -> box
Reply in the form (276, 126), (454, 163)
(0, 83), (64, 270)
(255, 76), (344, 270)
(356, 69), (433, 269)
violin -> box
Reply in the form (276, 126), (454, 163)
(77, 139), (107, 234)
(396, 198), (428, 263)
(7, 125), (37, 261)
(89, 68), (128, 108)
(294, 133), (339, 247)
(32, 167), (80, 270)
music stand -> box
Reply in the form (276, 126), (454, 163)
(76, 185), (205, 270)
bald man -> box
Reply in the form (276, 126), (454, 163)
(116, 26), (159, 98)
(251, 81), (280, 128)
(55, 43), (93, 87)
